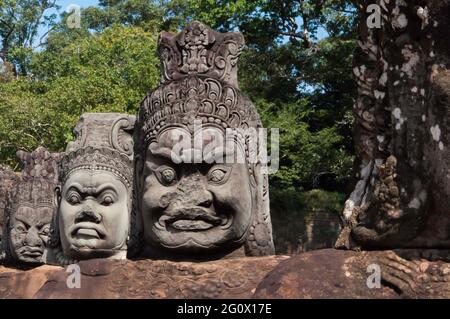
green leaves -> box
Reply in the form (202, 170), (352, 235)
(0, 25), (159, 166)
(0, 0), (357, 194)
(257, 98), (353, 191)
(0, 0), (59, 74)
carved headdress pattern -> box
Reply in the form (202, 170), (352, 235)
(136, 21), (262, 150)
(133, 22), (274, 256)
(9, 147), (60, 209)
(59, 113), (136, 188)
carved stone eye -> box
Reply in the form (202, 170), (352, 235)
(161, 168), (177, 185)
(68, 194), (81, 205)
(40, 225), (50, 236)
(207, 166), (231, 184)
(15, 225), (26, 233)
(210, 169), (225, 182)
(101, 195), (114, 206)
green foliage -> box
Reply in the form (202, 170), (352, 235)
(0, 0), (59, 75)
(0, 24), (159, 166)
(0, 0), (357, 194)
(257, 98), (353, 191)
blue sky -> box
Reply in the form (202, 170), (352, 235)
(38, 1), (328, 44)
(55, 0), (98, 11)
(37, 0), (98, 45)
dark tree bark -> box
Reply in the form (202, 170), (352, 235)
(336, 0), (450, 249)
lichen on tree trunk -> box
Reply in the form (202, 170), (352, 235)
(336, 0), (450, 250)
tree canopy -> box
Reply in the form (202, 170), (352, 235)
(0, 0), (357, 192)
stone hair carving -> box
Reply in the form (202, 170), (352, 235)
(131, 21), (274, 259)
(2, 147), (60, 266)
(0, 165), (18, 259)
(48, 113), (135, 265)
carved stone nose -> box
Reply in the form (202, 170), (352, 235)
(24, 228), (43, 247)
(75, 210), (102, 224)
(195, 191), (213, 208)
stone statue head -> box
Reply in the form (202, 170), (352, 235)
(49, 113), (135, 264)
(0, 165), (17, 253)
(131, 21), (274, 259)
(3, 147), (60, 266)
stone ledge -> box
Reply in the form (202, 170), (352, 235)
(254, 249), (450, 299)
(1, 256), (289, 299)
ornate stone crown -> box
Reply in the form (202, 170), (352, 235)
(59, 113), (135, 188)
(10, 147), (60, 208)
(137, 21), (261, 151)
(60, 146), (133, 188)
(158, 20), (245, 87)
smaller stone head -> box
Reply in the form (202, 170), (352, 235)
(4, 147), (60, 265)
(50, 113), (135, 263)
(0, 165), (18, 249)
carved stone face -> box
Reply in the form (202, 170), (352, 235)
(140, 127), (253, 253)
(9, 205), (52, 263)
(58, 170), (129, 259)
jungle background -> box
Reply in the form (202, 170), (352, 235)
(0, 0), (357, 254)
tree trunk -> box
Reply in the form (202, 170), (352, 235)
(336, 0), (450, 249)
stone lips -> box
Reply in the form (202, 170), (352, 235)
(49, 113), (136, 264)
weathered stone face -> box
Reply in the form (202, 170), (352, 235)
(58, 170), (129, 259)
(0, 165), (17, 248)
(9, 205), (52, 263)
(50, 113), (135, 264)
(141, 126), (253, 253)
(3, 147), (60, 266)
(132, 22), (275, 259)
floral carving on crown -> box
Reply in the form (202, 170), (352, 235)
(158, 21), (245, 87)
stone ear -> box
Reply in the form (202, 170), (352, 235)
(48, 186), (61, 249)
(53, 186), (61, 207)
(128, 154), (144, 258)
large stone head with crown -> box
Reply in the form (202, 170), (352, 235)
(132, 21), (274, 259)
(3, 147), (60, 265)
(49, 113), (135, 264)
